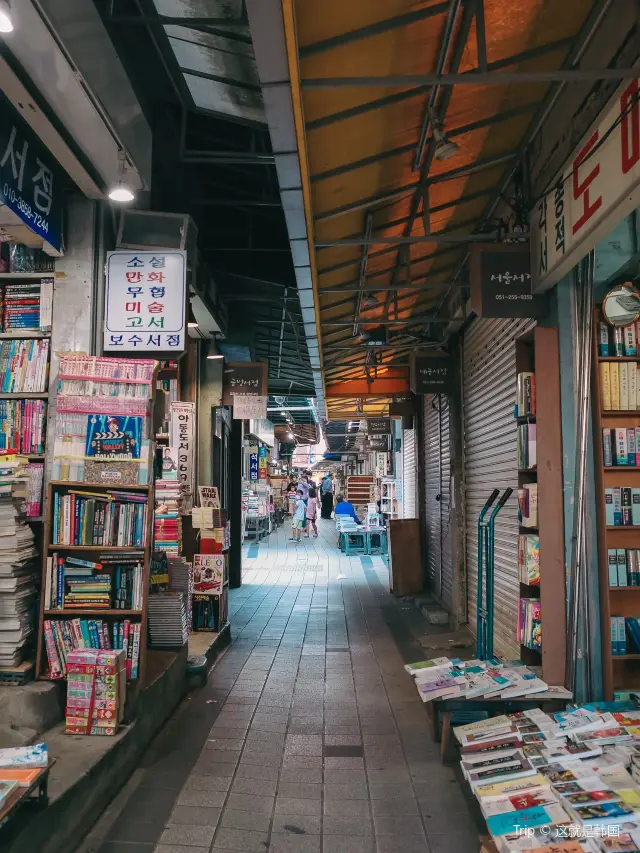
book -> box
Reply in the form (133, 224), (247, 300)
(485, 801), (570, 837)
(618, 549), (628, 587)
(617, 429), (629, 465)
(467, 756), (537, 788)
(0, 743), (48, 768)
(0, 768), (41, 787)
(614, 487), (623, 526)
(599, 321), (610, 356)
(625, 323), (638, 356)
(518, 599), (541, 650)
(518, 535), (540, 585)
(606, 488), (615, 525)
(474, 775), (550, 800)
(614, 327), (625, 357)
(516, 373), (536, 417)
(601, 362), (612, 410)
(632, 359), (639, 410)
(621, 362), (630, 410)
(611, 361), (621, 410)
(603, 427), (614, 467)
(609, 548), (619, 586)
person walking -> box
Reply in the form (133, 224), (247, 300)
(289, 489), (306, 544)
(305, 486), (318, 538)
(320, 472), (334, 519)
(298, 474), (311, 505)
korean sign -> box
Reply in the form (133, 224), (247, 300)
(367, 436), (390, 451)
(470, 245), (546, 318)
(532, 77), (640, 289)
(367, 418), (391, 436)
(193, 555), (225, 595)
(222, 362), (268, 405)
(233, 395), (267, 420)
(104, 251), (187, 353)
(170, 402), (195, 513)
(249, 445), (259, 481)
(410, 354), (452, 395)
(0, 93), (63, 251)
(258, 445), (268, 480)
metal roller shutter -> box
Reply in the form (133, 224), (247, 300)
(402, 429), (416, 519)
(463, 316), (535, 658)
(439, 398), (453, 611)
(423, 395), (453, 610)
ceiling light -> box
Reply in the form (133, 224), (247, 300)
(206, 340), (223, 360)
(362, 293), (379, 309)
(108, 150), (136, 203)
(0, 1), (13, 33)
(187, 306), (198, 328)
(429, 107), (459, 161)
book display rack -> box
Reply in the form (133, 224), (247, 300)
(594, 306), (640, 697)
(515, 329), (566, 684)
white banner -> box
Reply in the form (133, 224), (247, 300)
(233, 395), (267, 419)
(170, 401), (195, 513)
(104, 250), (187, 352)
(532, 78), (640, 290)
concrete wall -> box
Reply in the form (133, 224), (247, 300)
(198, 355), (223, 486)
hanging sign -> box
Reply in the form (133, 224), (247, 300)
(0, 92), (63, 251)
(410, 354), (452, 394)
(367, 418), (391, 435)
(170, 401), (195, 512)
(222, 362), (268, 405)
(198, 486), (220, 509)
(367, 436), (390, 451)
(470, 245), (547, 318)
(249, 445), (259, 481)
(104, 250), (187, 353)
(258, 445), (268, 480)
(532, 78), (640, 290)
(193, 554), (225, 595)
(233, 394), (267, 420)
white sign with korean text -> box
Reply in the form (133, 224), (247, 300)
(233, 395), (267, 420)
(170, 401), (195, 513)
(532, 78), (640, 290)
(104, 250), (187, 352)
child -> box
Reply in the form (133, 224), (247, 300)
(289, 489), (306, 544)
(305, 487), (318, 538)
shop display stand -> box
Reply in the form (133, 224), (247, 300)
(514, 328), (566, 684)
(34, 478), (155, 684)
(380, 478), (399, 519)
(593, 306), (640, 698)
(345, 475), (374, 508)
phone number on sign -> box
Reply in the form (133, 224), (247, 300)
(3, 184), (49, 233)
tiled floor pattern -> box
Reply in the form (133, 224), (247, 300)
(84, 519), (480, 853)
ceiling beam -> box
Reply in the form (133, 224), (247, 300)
(316, 233), (504, 246)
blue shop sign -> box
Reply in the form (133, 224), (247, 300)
(0, 93), (63, 251)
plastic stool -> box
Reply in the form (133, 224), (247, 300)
(343, 530), (367, 556)
(366, 530), (387, 555)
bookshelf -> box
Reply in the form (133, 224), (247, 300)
(593, 305), (640, 698)
(380, 478), (399, 519)
(515, 328), (566, 683)
(34, 478), (155, 683)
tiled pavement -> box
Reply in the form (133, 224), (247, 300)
(83, 520), (480, 853)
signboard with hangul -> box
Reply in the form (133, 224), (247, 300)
(410, 354), (452, 395)
(233, 395), (267, 420)
(0, 92), (63, 250)
(249, 445), (259, 481)
(258, 445), (268, 480)
(222, 362), (268, 405)
(170, 401), (195, 512)
(367, 418), (391, 435)
(470, 245), (547, 319)
(368, 436), (390, 452)
(104, 250), (187, 353)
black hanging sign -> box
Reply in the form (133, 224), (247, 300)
(367, 418), (391, 435)
(470, 244), (547, 318)
(222, 362), (268, 405)
(367, 436), (390, 451)
(410, 354), (452, 395)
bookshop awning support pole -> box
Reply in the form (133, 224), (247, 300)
(566, 250), (595, 700)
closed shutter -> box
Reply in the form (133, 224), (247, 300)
(423, 395), (453, 610)
(463, 316), (535, 658)
(402, 429), (416, 519)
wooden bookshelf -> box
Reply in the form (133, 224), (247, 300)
(0, 272), (54, 279)
(515, 328), (566, 683)
(593, 306), (640, 698)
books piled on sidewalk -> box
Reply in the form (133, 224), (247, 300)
(64, 648), (126, 736)
(404, 657), (551, 704)
(451, 702), (640, 852)
(147, 592), (189, 648)
(43, 617), (141, 680)
(0, 459), (38, 667)
(0, 339), (49, 392)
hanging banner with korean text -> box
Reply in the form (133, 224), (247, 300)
(0, 92), (63, 251)
(222, 362), (268, 405)
(470, 245), (546, 318)
(104, 250), (187, 353)
(410, 354), (452, 395)
(233, 395), (267, 420)
(249, 445), (259, 481)
(531, 77), (640, 290)
(170, 401), (195, 512)
(258, 445), (268, 480)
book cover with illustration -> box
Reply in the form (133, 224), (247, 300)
(84, 415), (144, 486)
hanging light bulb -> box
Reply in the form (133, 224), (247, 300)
(0, 1), (14, 33)
(108, 150), (136, 203)
(428, 107), (459, 161)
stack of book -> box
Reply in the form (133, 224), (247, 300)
(518, 483), (538, 528)
(599, 318), (639, 358)
(1, 279), (53, 333)
(24, 463), (43, 518)
(603, 426), (640, 466)
(452, 701), (640, 852)
(44, 553), (144, 611)
(51, 489), (148, 547)
(516, 372), (536, 417)
(147, 592), (189, 648)
(518, 533), (539, 585)
(605, 486), (640, 527)
(518, 598), (541, 650)
(154, 509), (180, 555)
(404, 657), (550, 704)
(43, 617), (141, 680)
(0, 339), (49, 393)
(600, 361), (640, 411)
(0, 399), (47, 455)
(0, 458), (38, 668)
(64, 648), (126, 736)
(517, 423), (536, 470)
(608, 548), (640, 586)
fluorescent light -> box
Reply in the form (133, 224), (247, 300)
(206, 340), (223, 360)
(108, 186), (135, 202)
(0, 1), (13, 33)
(108, 149), (136, 203)
(188, 321), (198, 328)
